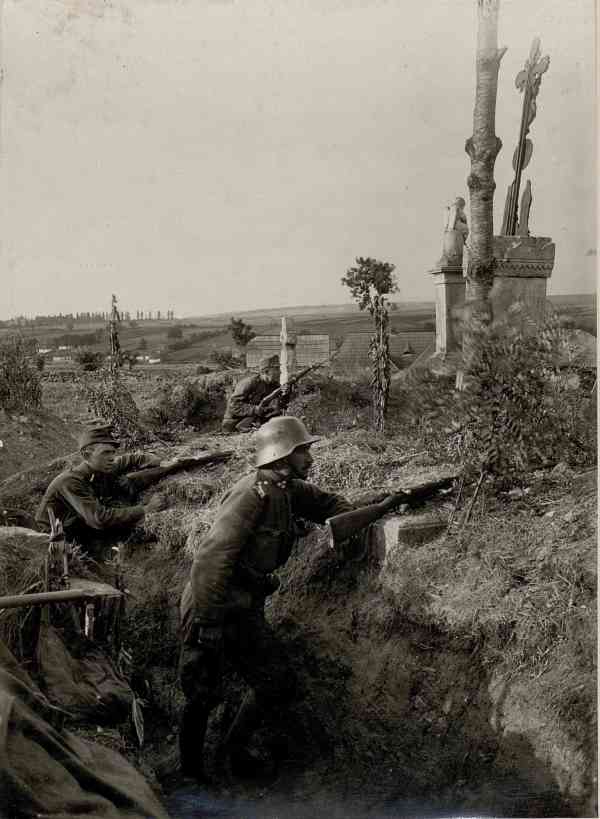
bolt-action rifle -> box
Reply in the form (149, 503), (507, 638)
(123, 450), (233, 492)
(257, 360), (328, 412)
(325, 474), (456, 550)
(0, 586), (123, 610)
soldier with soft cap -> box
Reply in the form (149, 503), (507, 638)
(221, 354), (288, 434)
(36, 424), (168, 556)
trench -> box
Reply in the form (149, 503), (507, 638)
(158, 529), (584, 819)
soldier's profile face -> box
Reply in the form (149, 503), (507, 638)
(86, 444), (118, 474)
(261, 366), (279, 382)
(287, 444), (313, 479)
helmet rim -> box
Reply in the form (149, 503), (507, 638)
(253, 416), (319, 467)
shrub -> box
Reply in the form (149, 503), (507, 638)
(144, 380), (227, 433)
(288, 374), (374, 435)
(74, 348), (105, 372)
(0, 335), (42, 411)
(395, 315), (596, 481)
(229, 317), (256, 348)
(77, 369), (149, 446)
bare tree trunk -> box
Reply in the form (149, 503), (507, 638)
(464, 0), (507, 321)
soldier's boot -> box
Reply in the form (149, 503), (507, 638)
(178, 699), (210, 783)
(222, 689), (274, 780)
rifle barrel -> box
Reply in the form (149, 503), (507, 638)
(0, 587), (123, 610)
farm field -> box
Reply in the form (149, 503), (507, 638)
(1, 294), (594, 367)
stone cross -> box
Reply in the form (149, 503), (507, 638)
(280, 317), (296, 385)
(501, 38), (550, 236)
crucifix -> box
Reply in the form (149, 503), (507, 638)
(500, 38), (550, 237)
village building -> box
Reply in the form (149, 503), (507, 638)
(246, 334), (331, 369)
(331, 331), (435, 375)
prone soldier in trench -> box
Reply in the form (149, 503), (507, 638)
(178, 416), (406, 783)
(35, 425), (231, 563)
(221, 354), (290, 434)
(35, 425), (170, 562)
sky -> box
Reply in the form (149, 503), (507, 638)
(0, 0), (596, 319)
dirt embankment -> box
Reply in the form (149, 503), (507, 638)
(251, 467), (596, 818)
(0, 422), (595, 818)
(0, 410), (78, 483)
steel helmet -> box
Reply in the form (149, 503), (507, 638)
(254, 416), (319, 467)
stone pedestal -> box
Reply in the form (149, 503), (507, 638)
(369, 512), (448, 567)
(489, 236), (555, 327)
(429, 264), (465, 354)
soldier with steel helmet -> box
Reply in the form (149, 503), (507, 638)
(178, 415), (355, 782)
(221, 354), (288, 433)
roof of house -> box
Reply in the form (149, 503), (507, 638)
(331, 332), (435, 372)
(246, 334), (331, 368)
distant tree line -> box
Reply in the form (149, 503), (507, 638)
(53, 330), (105, 348)
(1, 309), (176, 328)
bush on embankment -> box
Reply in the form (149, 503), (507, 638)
(393, 315), (596, 480)
(0, 335), (42, 412)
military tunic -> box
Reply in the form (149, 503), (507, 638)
(35, 452), (160, 553)
(221, 374), (280, 432)
(179, 467), (351, 710)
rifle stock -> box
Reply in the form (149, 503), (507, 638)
(326, 474), (456, 549)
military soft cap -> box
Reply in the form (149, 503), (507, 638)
(78, 425), (119, 451)
(259, 354), (279, 372)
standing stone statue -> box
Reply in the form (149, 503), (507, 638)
(440, 197), (469, 266)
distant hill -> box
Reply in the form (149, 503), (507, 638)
(548, 294), (596, 306)
(188, 301), (435, 326)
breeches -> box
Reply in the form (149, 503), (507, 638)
(179, 608), (293, 711)
(221, 416), (256, 433)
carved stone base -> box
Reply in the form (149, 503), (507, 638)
(490, 235), (555, 328)
(429, 264), (465, 354)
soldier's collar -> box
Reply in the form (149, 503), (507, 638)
(74, 461), (94, 482)
(257, 467), (290, 490)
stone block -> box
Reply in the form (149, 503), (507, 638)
(492, 235), (556, 279)
(370, 512), (448, 566)
(491, 235), (555, 328)
(429, 265), (465, 354)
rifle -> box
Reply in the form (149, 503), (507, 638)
(0, 586), (123, 611)
(257, 361), (328, 411)
(124, 450), (233, 492)
(325, 474), (456, 550)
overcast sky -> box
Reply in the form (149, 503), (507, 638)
(0, 0), (596, 319)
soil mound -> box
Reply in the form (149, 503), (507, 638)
(0, 409), (78, 482)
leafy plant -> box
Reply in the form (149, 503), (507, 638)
(341, 257), (397, 432)
(74, 348), (105, 372)
(0, 335), (42, 411)
(78, 369), (149, 446)
(397, 313), (596, 481)
(229, 317), (256, 349)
